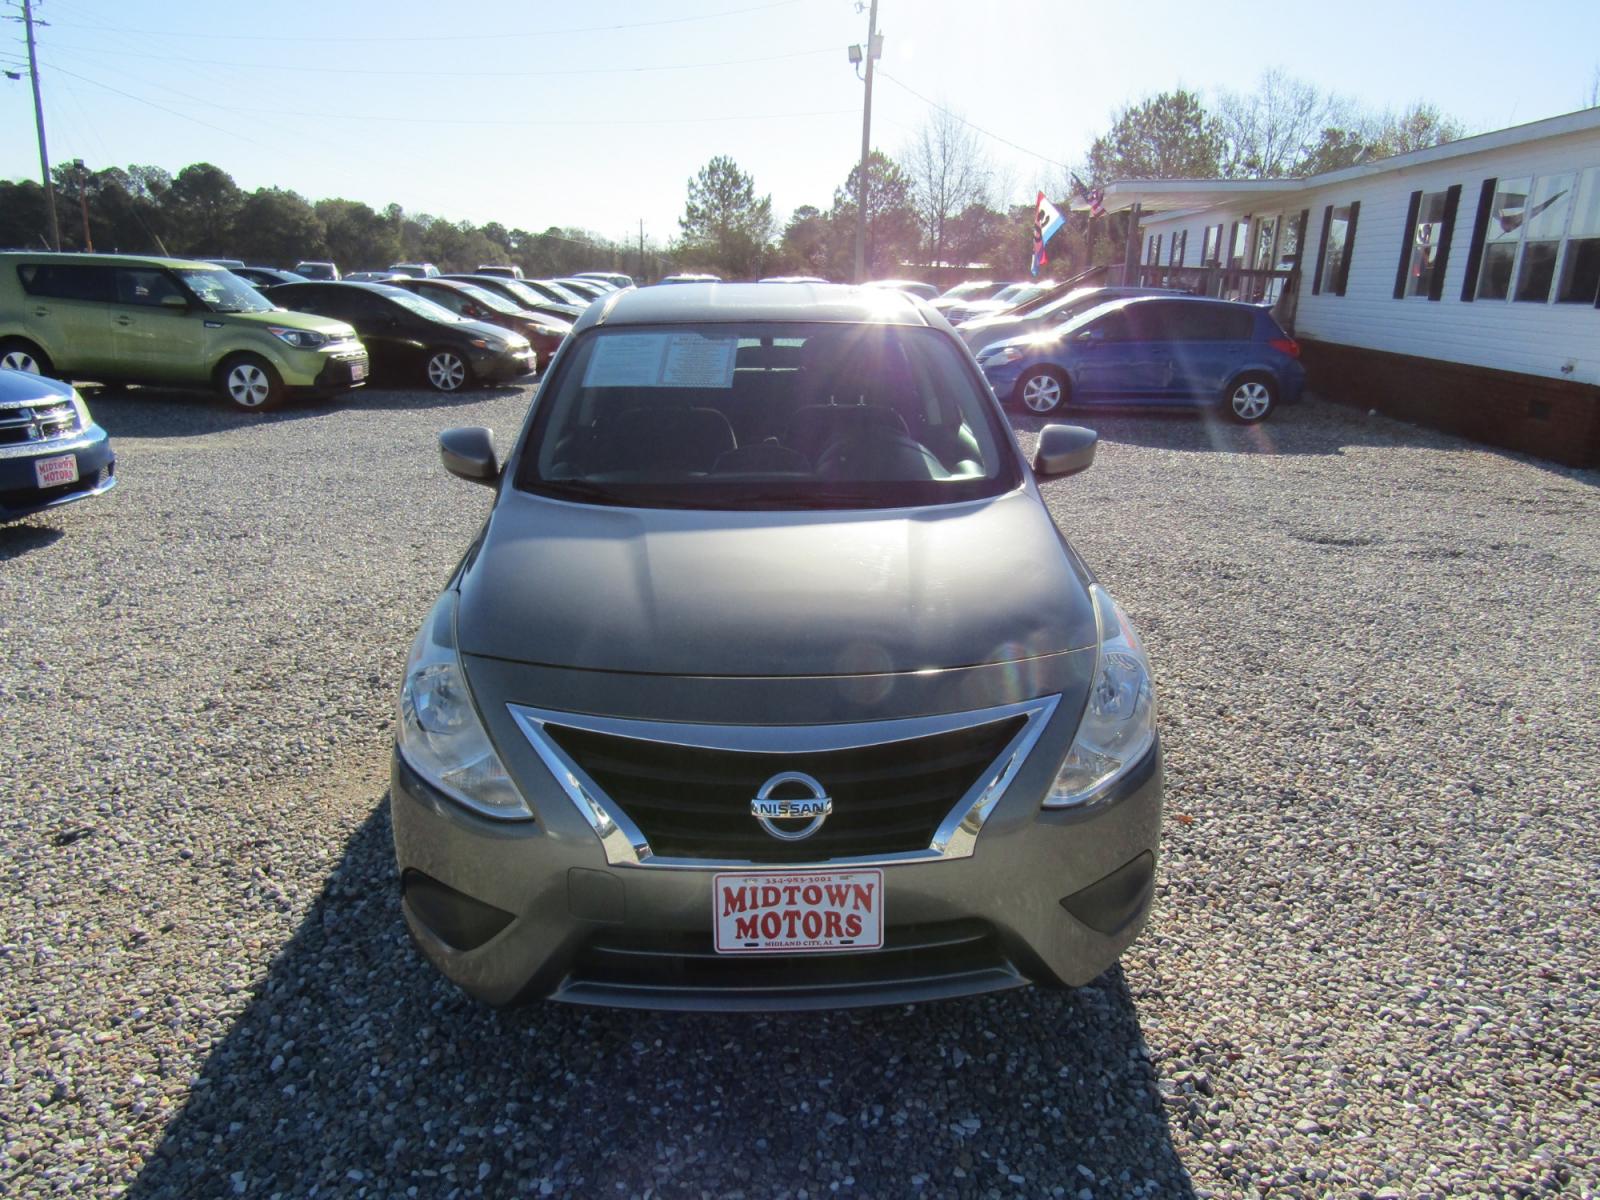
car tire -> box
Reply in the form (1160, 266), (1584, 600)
(0, 338), (55, 377)
(217, 353), (284, 412)
(1225, 373), (1277, 423)
(425, 348), (471, 393)
(1014, 366), (1068, 416)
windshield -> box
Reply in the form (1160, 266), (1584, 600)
(386, 290), (464, 323)
(940, 282), (993, 301)
(177, 269), (273, 313)
(453, 282), (520, 314)
(500, 280), (556, 308)
(516, 323), (1020, 511)
(993, 284), (1050, 308)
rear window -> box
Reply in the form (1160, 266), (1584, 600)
(516, 322), (1020, 511)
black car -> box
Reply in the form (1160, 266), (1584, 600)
(232, 266), (307, 288)
(0, 368), (116, 521)
(268, 282), (533, 392)
(440, 275), (584, 324)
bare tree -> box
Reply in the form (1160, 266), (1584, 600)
(1587, 64), (1599, 109)
(1215, 69), (1351, 178)
(903, 107), (991, 285)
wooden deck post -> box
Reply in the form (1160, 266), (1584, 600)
(1122, 202), (1142, 286)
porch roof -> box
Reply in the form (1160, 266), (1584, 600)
(1069, 179), (1304, 216)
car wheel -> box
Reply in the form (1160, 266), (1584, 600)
(0, 338), (54, 376)
(1014, 366), (1068, 416)
(217, 353), (284, 412)
(1226, 374), (1277, 423)
(425, 349), (471, 392)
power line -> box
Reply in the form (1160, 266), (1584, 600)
(39, 0), (804, 43)
(41, 63), (855, 129)
(44, 39), (838, 78)
(876, 70), (1072, 170)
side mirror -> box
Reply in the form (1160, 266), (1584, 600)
(1033, 424), (1097, 478)
(160, 294), (190, 310)
(439, 426), (499, 486)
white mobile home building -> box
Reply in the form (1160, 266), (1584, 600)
(1081, 108), (1600, 467)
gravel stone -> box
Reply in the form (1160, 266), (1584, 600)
(1, 384), (1596, 1198)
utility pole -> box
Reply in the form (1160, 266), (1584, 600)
(21, 0), (60, 251)
(852, 0), (879, 284)
(77, 162), (92, 251)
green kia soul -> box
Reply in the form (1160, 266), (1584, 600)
(0, 252), (369, 410)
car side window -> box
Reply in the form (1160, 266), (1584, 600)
(1157, 304), (1256, 342)
(18, 263), (114, 302)
(421, 287), (467, 315)
(115, 268), (185, 307)
(1122, 304), (1171, 342)
(1082, 311), (1133, 341)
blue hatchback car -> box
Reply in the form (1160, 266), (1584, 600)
(976, 295), (1306, 423)
(0, 369), (116, 522)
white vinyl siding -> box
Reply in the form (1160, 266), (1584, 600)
(1133, 124), (1600, 386)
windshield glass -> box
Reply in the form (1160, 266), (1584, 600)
(177, 269), (273, 313)
(385, 290), (463, 323)
(516, 323), (1020, 511)
(941, 282), (992, 301)
(500, 280), (555, 308)
(453, 282), (520, 314)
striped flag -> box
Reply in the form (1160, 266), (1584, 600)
(1031, 192), (1066, 277)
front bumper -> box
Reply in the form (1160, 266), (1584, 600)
(0, 428), (116, 521)
(390, 659), (1162, 1011)
(284, 344), (370, 397)
(470, 346), (535, 383)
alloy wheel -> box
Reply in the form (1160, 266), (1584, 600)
(1021, 373), (1063, 414)
(428, 352), (467, 392)
(1230, 380), (1272, 421)
(227, 363), (271, 408)
(1, 348), (41, 373)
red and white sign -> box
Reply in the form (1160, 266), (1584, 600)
(34, 454), (79, 488)
(713, 868), (884, 955)
(351, 360), (368, 381)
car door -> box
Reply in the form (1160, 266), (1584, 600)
(108, 267), (209, 382)
(16, 262), (114, 376)
(1165, 304), (1256, 400)
(1069, 309), (1167, 400)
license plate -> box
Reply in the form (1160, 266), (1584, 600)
(34, 454), (79, 487)
(713, 869), (884, 954)
(350, 361), (368, 381)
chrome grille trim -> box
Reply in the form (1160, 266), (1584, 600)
(508, 696), (1060, 870)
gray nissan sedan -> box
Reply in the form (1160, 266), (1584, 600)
(392, 283), (1162, 1010)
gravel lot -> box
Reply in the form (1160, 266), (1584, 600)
(2, 380), (1596, 1199)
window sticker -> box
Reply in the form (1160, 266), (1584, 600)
(582, 333), (738, 389)
(660, 334), (737, 387)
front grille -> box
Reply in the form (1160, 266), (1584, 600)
(564, 918), (1019, 1008)
(543, 715), (1026, 864)
(0, 399), (80, 447)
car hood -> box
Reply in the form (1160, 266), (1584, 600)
(456, 487), (1095, 677)
(239, 308), (355, 337)
(0, 366), (74, 403)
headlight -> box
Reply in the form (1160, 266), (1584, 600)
(268, 325), (329, 349)
(69, 387), (92, 427)
(979, 345), (1025, 367)
(468, 337), (508, 352)
(1045, 585), (1156, 808)
(397, 591), (530, 820)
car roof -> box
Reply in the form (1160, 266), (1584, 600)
(0, 251), (225, 271)
(575, 282), (933, 335)
(283, 280), (408, 297)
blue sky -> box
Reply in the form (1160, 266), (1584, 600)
(3, 0), (1597, 253)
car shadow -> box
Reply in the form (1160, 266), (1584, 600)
(1010, 395), (1600, 482)
(83, 382), (535, 439)
(0, 521), (65, 559)
(127, 801), (1195, 1198)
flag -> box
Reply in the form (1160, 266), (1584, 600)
(1072, 174), (1107, 219)
(1031, 191), (1066, 277)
